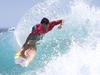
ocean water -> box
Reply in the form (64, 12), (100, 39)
(0, 0), (100, 75)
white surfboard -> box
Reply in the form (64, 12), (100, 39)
(15, 49), (36, 67)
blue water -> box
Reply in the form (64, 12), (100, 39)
(0, 23), (88, 75)
(1, 0), (100, 75)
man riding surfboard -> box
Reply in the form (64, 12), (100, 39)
(21, 17), (64, 58)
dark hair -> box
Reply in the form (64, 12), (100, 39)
(41, 17), (49, 25)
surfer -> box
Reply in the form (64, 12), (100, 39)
(21, 17), (64, 57)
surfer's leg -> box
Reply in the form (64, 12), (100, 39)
(21, 40), (36, 53)
(28, 40), (37, 50)
(23, 40), (36, 58)
(21, 34), (38, 56)
(22, 34), (32, 49)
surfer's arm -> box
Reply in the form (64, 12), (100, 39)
(58, 20), (64, 29)
(50, 20), (64, 29)
(51, 20), (63, 26)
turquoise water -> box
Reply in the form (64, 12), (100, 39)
(0, 23), (88, 75)
(0, 32), (26, 75)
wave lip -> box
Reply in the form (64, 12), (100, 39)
(0, 28), (8, 33)
(8, 26), (15, 31)
(0, 26), (15, 33)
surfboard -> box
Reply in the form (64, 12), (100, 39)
(15, 49), (36, 67)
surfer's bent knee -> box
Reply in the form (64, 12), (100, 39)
(27, 40), (37, 50)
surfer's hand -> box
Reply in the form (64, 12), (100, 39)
(58, 20), (64, 29)
(58, 25), (62, 29)
(61, 20), (64, 25)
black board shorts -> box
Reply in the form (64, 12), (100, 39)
(28, 34), (43, 46)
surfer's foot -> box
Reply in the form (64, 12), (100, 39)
(20, 50), (27, 58)
(21, 54), (27, 58)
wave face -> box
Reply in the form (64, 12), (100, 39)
(0, 0), (100, 75)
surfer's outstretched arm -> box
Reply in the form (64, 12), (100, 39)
(50, 19), (64, 29)
(58, 20), (64, 29)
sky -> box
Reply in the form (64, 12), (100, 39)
(0, 0), (44, 28)
(0, 0), (100, 29)
(86, 0), (100, 7)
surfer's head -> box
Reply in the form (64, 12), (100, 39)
(41, 17), (49, 25)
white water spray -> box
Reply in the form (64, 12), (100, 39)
(14, 0), (100, 75)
